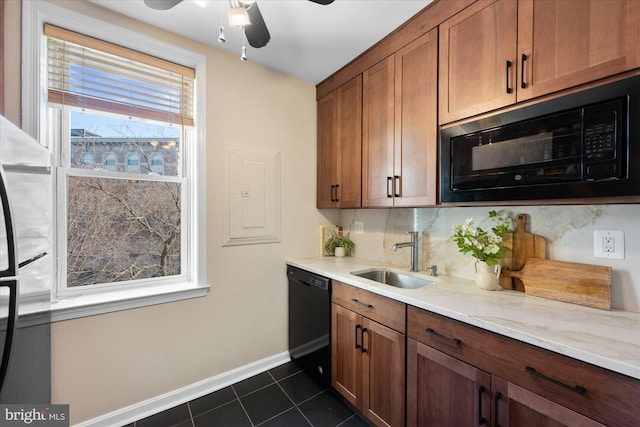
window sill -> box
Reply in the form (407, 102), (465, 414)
(18, 283), (209, 326)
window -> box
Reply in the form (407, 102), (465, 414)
(126, 153), (141, 174)
(104, 153), (117, 171)
(21, 2), (207, 320)
(150, 154), (165, 174)
(82, 152), (94, 167)
(65, 111), (184, 288)
(44, 24), (202, 300)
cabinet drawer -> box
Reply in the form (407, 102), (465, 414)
(407, 306), (640, 427)
(332, 281), (405, 333)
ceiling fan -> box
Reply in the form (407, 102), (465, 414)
(144, 0), (335, 50)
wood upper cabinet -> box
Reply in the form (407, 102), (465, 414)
(439, 0), (518, 124)
(517, 0), (640, 102)
(439, 0), (640, 124)
(331, 281), (406, 427)
(362, 56), (395, 207)
(363, 29), (438, 207)
(317, 75), (362, 208)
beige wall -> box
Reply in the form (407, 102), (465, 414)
(5, 1), (338, 424)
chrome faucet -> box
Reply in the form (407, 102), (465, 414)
(392, 231), (419, 272)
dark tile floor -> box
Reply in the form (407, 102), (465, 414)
(126, 360), (370, 427)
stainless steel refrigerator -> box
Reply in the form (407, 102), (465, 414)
(0, 115), (51, 403)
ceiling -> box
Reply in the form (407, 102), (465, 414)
(89, 0), (433, 84)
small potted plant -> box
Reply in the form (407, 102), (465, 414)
(324, 231), (355, 257)
(450, 210), (512, 290)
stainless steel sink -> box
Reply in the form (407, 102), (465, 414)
(351, 268), (435, 289)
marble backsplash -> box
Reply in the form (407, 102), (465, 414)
(337, 205), (640, 313)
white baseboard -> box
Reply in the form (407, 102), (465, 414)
(74, 351), (291, 427)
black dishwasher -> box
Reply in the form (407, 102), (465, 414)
(287, 265), (331, 386)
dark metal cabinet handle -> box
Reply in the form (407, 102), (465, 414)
(330, 185), (335, 202)
(387, 177), (393, 198)
(494, 391), (502, 427)
(334, 184), (339, 202)
(506, 60), (513, 94)
(426, 327), (461, 345)
(520, 53), (528, 89)
(355, 324), (362, 349)
(394, 175), (400, 197)
(351, 298), (373, 308)
(478, 385), (486, 425)
(525, 366), (587, 395)
(361, 327), (368, 353)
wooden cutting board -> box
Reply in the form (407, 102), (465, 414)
(499, 214), (546, 291)
(501, 258), (612, 310)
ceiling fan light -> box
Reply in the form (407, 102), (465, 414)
(228, 7), (251, 27)
(218, 26), (226, 43)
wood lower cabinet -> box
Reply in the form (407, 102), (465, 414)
(331, 281), (405, 427)
(407, 306), (640, 427)
(407, 338), (490, 426)
(407, 338), (605, 427)
(492, 376), (605, 427)
(362, 28), (438, 207)
(317, 75), (362, 208)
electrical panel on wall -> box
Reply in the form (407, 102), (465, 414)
(223, 143), (281, 246)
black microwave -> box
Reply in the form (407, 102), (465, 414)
(440, 76), (640, 203)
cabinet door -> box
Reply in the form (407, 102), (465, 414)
(336, 75), (362, 208)
(362, 56), (395, 207)
(439, 0), (518, 124)
(317, 91), (338, 208)
(407, 338), (491, 427)
(517, 0), (640, 102)
(331, 303), (362, 408)
(362, 318), (405, 427)
(394, 28), (438, 207)
(492, 376), (606, 427)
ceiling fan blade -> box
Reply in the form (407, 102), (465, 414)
(308, 0), (335, 4)
(144, 0), (184, 10)
(245, 2), (271, 48)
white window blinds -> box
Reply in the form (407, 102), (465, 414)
(45, 24), (195, 126)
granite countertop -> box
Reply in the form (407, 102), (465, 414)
(287, 256), (640, 381)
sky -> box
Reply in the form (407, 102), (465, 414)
(71, 111), (181, 138)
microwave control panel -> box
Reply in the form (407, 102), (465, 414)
(582, 99), (624, 179)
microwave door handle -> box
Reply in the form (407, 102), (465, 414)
(0, 168), (18, 278)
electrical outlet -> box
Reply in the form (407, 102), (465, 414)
(354, 221), (364, 234)
(603, 236), (615, 252)
(594, 230), (625, 259)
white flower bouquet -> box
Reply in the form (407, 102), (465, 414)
(450, 210), (513, 267)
